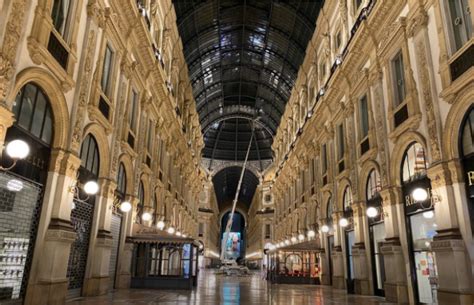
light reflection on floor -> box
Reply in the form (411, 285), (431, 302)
(68, 270), (396, 305)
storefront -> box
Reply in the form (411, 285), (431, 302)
(130, 225), (199, 290)
(341, 186), (355, 294)
(0, 83), (53, 302)
(66, 134), (100, 299)
(268, 241), (322, 285)
(108, 163), (127, 291)
(365, 169), (385, 296)
(460, 107), (474, 235)
(401, 143), (438, 305)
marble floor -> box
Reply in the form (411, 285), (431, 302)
(68, 271), (395, 305)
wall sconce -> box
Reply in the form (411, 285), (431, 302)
(321, 224), (330, 233)
(119, 201), (132, 212)
(412, 187), (441, 205)
(70, 175), (99, 203)
(335, 55), (343, 66)
(307, 230), (316, 238)
(298, 234), (305, 241)
(290, 236), (297, 243)
(339, 218), (349, 227)
(167, 226), (175, 234)
(157, 220), (166, 230)
(141, 212), (152, 221)
(366, 206), (378, 218)
(1, 139), (30, 171)
(318, 87), (326, 97)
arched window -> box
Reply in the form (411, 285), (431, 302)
(366, 169), (381, 201)
(326, 197), (333, 220)
(80, 134), (100, 177)
(137, 181), (145, 223)
(402, 142), (428, 183)
(461, 108), (474, 157)
(116, 163), (126, 197)
(12, 83), (53, 145)
(343, 186), (352, 211)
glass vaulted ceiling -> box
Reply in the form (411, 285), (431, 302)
(174, 0), (323, 163)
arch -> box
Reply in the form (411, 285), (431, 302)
(116, 163), (127, 196)
(137, 180), (145, 222)
(218, 207), (248, 227)
(443, 85), (474, 160)
(390, 131), (428, 186)
(117, 153), (134, 194)
(358, 159), (381, 200)
(154, 186), (165, 216)
(336, 177), (352, 211)
(79, 133), (100, 178)
(82, 123), (110, 178)
(401, 142), (429, 184)
(139, 172), (151, 207)
(321, 191), (333, 219)
(342, 186), (353, 211)
(9, 67), (69, 149)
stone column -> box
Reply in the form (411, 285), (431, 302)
(379, 186), (409, 304)
(331, 211), (345, 289)
(24, 150), (81, 305)
(83, 178), (116, 296)
(352, 201), (370, 295)
(116, 196), (137, 289)
(0, 106), (14, 152)
(318, 218), (331, 285)
(428, 162), (473, 305)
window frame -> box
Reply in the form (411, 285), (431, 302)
(443, 0), (473, 54)
(391, 51), (407, 108)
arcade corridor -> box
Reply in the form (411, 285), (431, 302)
(68, 271), (393, 305)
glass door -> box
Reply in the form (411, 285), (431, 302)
(345, 230), (355, 294)
(369, 222), (386, 296)
(327, 235), (334, 285)
(408, 211), (438, 304)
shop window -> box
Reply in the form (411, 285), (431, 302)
(366, 169), (381, 201)
(460, 107), (474, 235)
(402, 143), (428, 183)
(79, 134), (100, 178)
(445, 0), (473, 53)
(12, 83), (53, 145)
(116, 163), (127, 198)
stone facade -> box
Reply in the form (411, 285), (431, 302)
(0, 0), (204, 304)
(266, 1), (474, 305)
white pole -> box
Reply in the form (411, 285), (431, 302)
(220, 120), (255, 261)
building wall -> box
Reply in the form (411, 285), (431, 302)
(264, 1), (474, 305)
(0, 1), (204, 304)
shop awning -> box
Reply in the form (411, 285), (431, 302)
(271, 240), (323, 252)
(130, 223), (198, 245)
